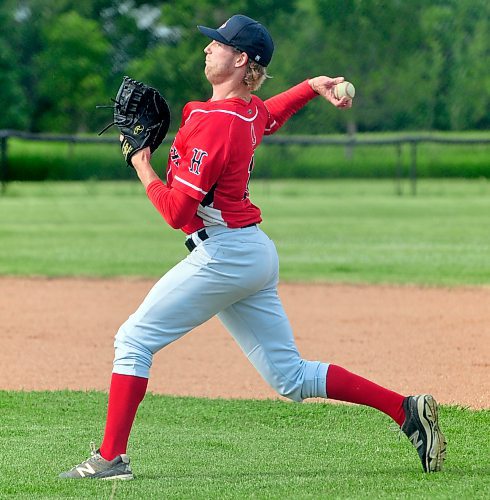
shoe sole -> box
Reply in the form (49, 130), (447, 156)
(100, 474), (134, 481)
(418, 395), (447, 472)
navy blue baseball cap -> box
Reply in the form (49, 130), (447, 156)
(198, 14), (274, 67)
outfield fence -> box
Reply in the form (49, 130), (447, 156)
(1, 129), (489, 195)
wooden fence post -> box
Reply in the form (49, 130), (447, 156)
(1, 135), (7, 194)
(410, 141), (417, 196)
(395, 143), (403, 196)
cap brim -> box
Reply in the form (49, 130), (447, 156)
(197, 25), (231, 45)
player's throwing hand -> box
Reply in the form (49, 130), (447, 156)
(308, 76), (353, 108)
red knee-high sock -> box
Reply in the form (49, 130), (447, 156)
(326, 364), (406, 426)
(99, 373), (148, 461)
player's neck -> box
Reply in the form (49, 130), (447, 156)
(210, 82), (251, 103)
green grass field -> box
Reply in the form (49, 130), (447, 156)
(1, 179), (490, 284)
(1, 179), (489, 497)
(1, 392), (489, 499)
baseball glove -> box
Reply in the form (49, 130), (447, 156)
(98, 76), (171, 167)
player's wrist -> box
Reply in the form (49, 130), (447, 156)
(308, 78), (318, 93)
(133, 157), (159, 188)
(307, 78), (324, 98)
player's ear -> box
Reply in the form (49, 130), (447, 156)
(235, 51), (248, 68)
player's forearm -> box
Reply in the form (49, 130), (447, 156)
(264, 80), (317, 131)
(146, 179), (199, 229)
(134, 164), (160, 188)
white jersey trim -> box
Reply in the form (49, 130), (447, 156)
(185, 107), (259, 124)
(265, 118), (277, 132)
(174, 175), (208, 195)
(197, 204), (227, 226)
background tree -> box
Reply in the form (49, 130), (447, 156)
(0, 1), (29, 129)
(445, 0), (490, 130)
(34, 11), (110, 132)
(0, 0), (488, 133)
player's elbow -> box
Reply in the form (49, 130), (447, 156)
(166, 219), (182, 229)
(164, 212), (192, 229)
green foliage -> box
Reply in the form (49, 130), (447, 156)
(1, 179), (490, 285)
(255, 138), (490, 179)
(0, 0), (489, 134)
(34, 11), (111, 132)
(0, 5), (29, 129)
(446, 1), (490, 129)
(0, 41), (29, 130)
(5, 133), (489, 182)
(421, 0), (490, 131)
(305, 0), (434, 132)
(5, 136), (169, 181)
(0, 391), (488, 497)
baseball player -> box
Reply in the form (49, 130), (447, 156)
(60, 14), (446, 480)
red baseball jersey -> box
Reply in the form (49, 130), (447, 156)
(164, 80), (316, 234)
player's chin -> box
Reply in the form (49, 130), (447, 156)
(204, 68), (223, 86)
(204, 65), (213, 81)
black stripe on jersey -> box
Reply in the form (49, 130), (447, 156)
(201, 183), (217, 207)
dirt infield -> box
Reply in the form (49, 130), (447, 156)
(1, 277), (488, 408)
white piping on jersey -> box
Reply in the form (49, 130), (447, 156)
(174, 175), (208, 195)
(197, 204), (227, 226)
(185, 106), (259, 124)
(265, 118), (277, 132)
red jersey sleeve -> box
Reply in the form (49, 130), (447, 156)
(146, 179), (200, 229)
(264, 80), (318, 135)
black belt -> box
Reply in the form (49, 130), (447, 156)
(185, 224), (256, 252)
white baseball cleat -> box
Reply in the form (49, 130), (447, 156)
(59, 443), (133, 480)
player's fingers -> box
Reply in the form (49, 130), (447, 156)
(337, 96), (352, 108)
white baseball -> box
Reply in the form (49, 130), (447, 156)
(333, 81), (355, 100)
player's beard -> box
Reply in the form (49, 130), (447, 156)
(204, 58), (235, 85)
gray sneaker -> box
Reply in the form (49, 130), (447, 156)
(401, 395), (447, 472)
(59, 444), (133, 480)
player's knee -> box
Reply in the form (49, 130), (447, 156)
(274, 384), (303, 402)
(265, 373), (304, 402)
(113, 322), (154, 378)
(268, 360), (328, 402)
